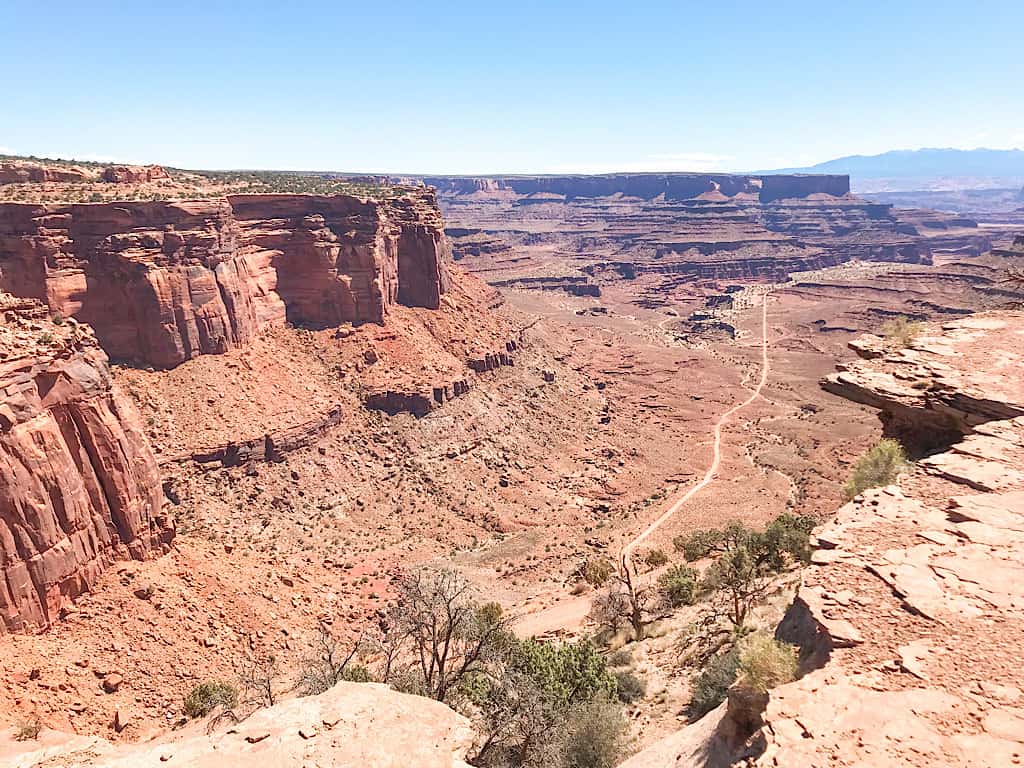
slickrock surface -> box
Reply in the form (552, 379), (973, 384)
(621, 311), (1024, 767)
(0, 190), (450, 368)
(823, 311), (1024, 450)
(0, 295), (171, 633)
(0, 682), (474, 767)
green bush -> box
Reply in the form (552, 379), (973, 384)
(842, 438), (907, 501)
(644, 549), (669, 568)
(736, 633), (798, 693)
(673, 529), (722, 561)
(614, 669), (646, 703)
(658, 564), (699, 607)
(689, 649), (740, 718)
(183, 680), (238, 718)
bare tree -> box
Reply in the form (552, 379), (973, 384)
(238, 653), (283, 709)
(296, 628), (369, 695)
(589, 564), (654, 642)
(378, 568), (509, 702)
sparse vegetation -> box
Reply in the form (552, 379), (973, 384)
(689, 647), (740, 717)
(561, 700), (628, 768)
(14, 718), (42, 741)
(183, 681), (239, 719)
(735, 633), (798, 693)
(614, 669), (646, 703)
(643, 549), (669, 568)
(589, 567), (653, 642)
(841, 438), (908, 500)
(296, 628), (374, 695)
(880, 315), (923, 347)
(581, 557), (615, 587)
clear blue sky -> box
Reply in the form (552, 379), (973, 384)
(2, 0), (1022, 173)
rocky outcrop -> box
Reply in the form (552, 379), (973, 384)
(822, 313), (1024, 452)
(0, 681), (474, 767)
(365, 339), (520, 416)
(0, 190), (451, 368)
(101, 165), (170, 184)
(0, 295), (171, 634)
(0, 163), (93, 185)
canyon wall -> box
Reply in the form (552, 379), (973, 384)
(0, 295), (172, 634)
(418, 172), (851, 202)
(0, 190), (451, 368)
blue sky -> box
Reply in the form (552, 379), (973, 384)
(2, 0), (1022, 173)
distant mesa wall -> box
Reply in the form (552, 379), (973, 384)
(419, 172), (851, 202)
(0, 191), (451, 368)
(0, 296), (171, 634)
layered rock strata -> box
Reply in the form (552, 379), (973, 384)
(0, 295), (171, 634)
(420, 173), (989, 294)
(823, 313), (1024, 451)
(0, 190), (450, 368)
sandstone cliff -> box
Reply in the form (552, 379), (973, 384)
(0, 295), (172, 634)
(0, 681), (474, 767)
(0, 190), (451, 368)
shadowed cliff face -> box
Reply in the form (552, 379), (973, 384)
(0, 190), (451, 368)
(0, 296), (172, 634)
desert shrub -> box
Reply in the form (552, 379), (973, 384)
(14, 719), (41, 741)
(842, 438), (907, 500)
(689, 648), (740, 718)
(183, 681), (238, 719)
(674, 529), (722, 561)
(582, 558), (615, 587)
(735, 634), (798, 693)
(880, 316), (922, 347)
(614, 669), (646, 703)
(657, 564), (699, 608)
(607, 648), (632, 668)
(644, 549), (669, 568)
(562, 700), (628, 768)
(758, 513), (816, 569)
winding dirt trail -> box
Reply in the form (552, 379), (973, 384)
(620, 295), (771, 573)
(513, 296), (772, 638)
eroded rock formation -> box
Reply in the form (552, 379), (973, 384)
(101, 165), (170, 184)
(0, 295), (171, 634)
(0, 681), (474, 766)
(0, 190), (451, 368)
(0, 163), (92, 185)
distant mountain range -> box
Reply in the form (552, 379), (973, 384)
(764, 148), (1024, 178)
(760, 148), (1024, 193)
